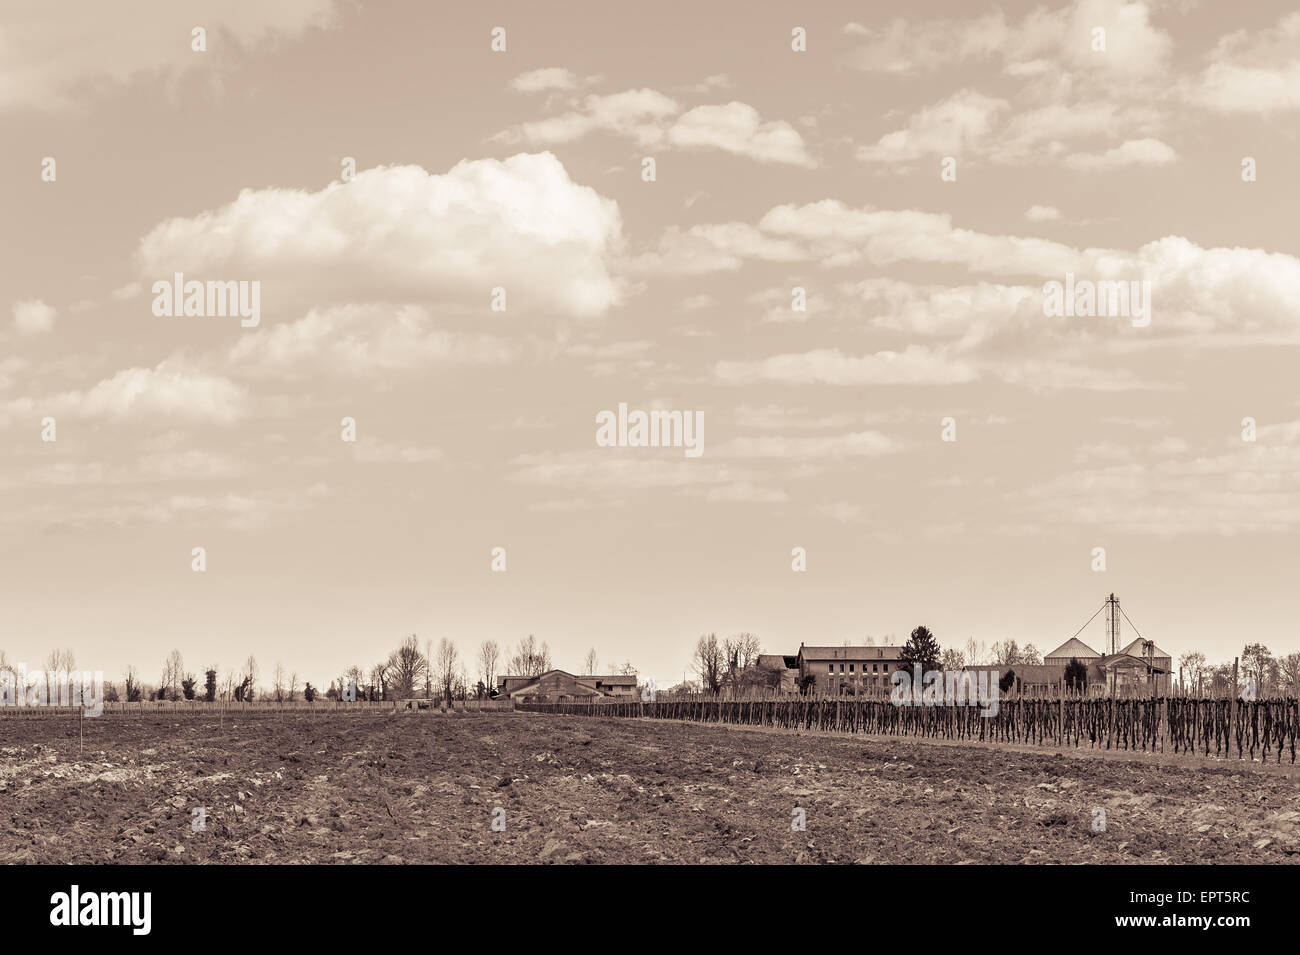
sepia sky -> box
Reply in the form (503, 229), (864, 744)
(3, 0), (1300, 690)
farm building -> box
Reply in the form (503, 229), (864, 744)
(1043, 637), (1101, 666)
(755, 654), (799, 693)
(796, 644), (906, 694)
(495, 669), (638, 702)
(1041, 636), (1172, 694)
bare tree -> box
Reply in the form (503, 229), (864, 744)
(166, 649), (183, 699)
(1179, 651), (1206, 691)
(272, 662), (286, 702)
(387, 634), (428, 698)
(243, 655), (259, 702)
(435, 638), (459, 704)
(507, 634), (550, 678)
(123, 665), (141, 703)
(582, 647), (599, 676)
(478, 640), (500, 691)
(288, 671), (300, 702)
(1278, 652), (1300, 694)
(694, 633), (724, 694)
(45, 648), (75, 702)
(964, 638), (986, 666)
(368, 662), (389, 701)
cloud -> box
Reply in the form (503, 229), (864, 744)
(136, 152), (625, 318)
(0, 0), (340, 111)
(1063, 137), (1177, 171)
(495, 89), (680, 146)
(715, 346), (979, 387)
(667, 102), (814, 167)
(842, 1), (1171, 80)
(509, 67), (580, 93)
(496, 90), (813, 165)
(227, 304), (518, 378)
(1187, 13), (1300, 114)
(715, 431), (900, 459)
(855, 90), (1008, 163)
(1025, 205), (1062, 223)
(12, 299), (55, 335)
(3, 361), (247, 426)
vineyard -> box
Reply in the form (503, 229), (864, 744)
(518, 694), (1300, 763)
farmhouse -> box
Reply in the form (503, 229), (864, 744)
(495, 669), (638, 702)
(796, 644), (906, 695)
(1042, 636), (1172, 694)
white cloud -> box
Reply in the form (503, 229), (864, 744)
(496, 90), (813, 165)
(4, 361), (247, 426)
(1063, 138), (1177, 171)
(715, 346), (979, 386)
(0, 0), (340, 111)
(855, 90), (1008, 163)
(1025, 205), (1062, 223)
(510, 67), (580, 93)
(136, 152), (625, 318)
(667, 102), (814, 167)
(12, 299), (55, 335)
(495, 89), (680, 146)
(1187, 13), (1300, 114)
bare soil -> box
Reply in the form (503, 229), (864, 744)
(2, 711), (1297, 864)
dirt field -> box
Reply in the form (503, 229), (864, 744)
(2, 711), (1297, 864)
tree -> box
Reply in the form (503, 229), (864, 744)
(1241, 643), (1274, 692)
(272, 662), (286, 702)
(1020, 644), (1042, 666)
(964, 638), (986, 666)
(693, 633), (724, 694)
(478, 641), (501, 692)
(899, 626), (942, 675)
(507, 634), (551, 677)
(582, 647), (599, 676)
(303, 682), (316, 703)
(990, 640), (1021, 666)
(181, 674), (196, 700)
(242, 656), (259, 702)
(368, 662), (389, 701)
(1278, 653), (1300, 695)
(45, 648), (75, 702)
(123, 666), (141, 703)
(204, 667), (217, 703)
(999, 669), (1017, 693)
(387, 635), (428, 699)
(1179, 651), (1206, 691)
(435, 638), (459, 704)
(1064, 658), (1089, 692)
(164, 649), (184, 700)
(288, 671), (299, 702)
(941, 648), (965, 671)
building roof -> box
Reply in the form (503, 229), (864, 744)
(757, 654), (799, 669)
(589, 673), (637, 685)
(798, 645), (905, 661)
(1094, 653), (1168, 674)
(1044, 637), (1101, 659)
(963, 663), (1066, 684)
(500, 669), (608, 698)
(1118, 638), (1171, 661)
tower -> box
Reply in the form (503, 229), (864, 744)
(1104, 593), (1121, 656)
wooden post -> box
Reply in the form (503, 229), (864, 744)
(1058, 679), (1065, 745)
(79, 704), (84, 756)
(1230, 657), (1239, 758)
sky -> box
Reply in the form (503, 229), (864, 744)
(2, 0), (1300, 691)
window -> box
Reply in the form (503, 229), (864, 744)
(828, 664), (834, 673)
(849, 664), (854, 673)
(883, 664), (889, 672)
(873, 664), (878, 672)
